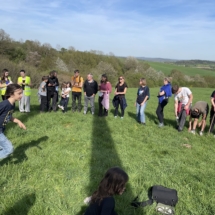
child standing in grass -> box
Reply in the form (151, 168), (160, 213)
(0, 84), (26, 160)
(135, 78), (149, 125)
(58, 82), (71, 113)
(84, 167), (128, 215)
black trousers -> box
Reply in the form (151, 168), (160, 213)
(114, 98), (124, 117)
(72, 92), (82, 111)
(47, 91), (58, 111)
(210, 108), (215, 133)
(40, 95), (47, 112)
(98, 96), (108, 116)
(156, 100), (168, 123)
(60, 97), (69, 112)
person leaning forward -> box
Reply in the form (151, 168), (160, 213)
(71, 70), (83, 112)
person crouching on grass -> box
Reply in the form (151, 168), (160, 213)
(0, 84), (26, 160)
(188, 101), (209, 136)
(135, 78), (149, 125)
(84, 167), (129, 215)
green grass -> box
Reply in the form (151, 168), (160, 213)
(0, 88), (215, 215)
(144, 61), (215, 77)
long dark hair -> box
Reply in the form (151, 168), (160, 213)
(90, 167), (129, 204)
(5, 84), (22, 99)
(1, 69), (9, 83)
(101, 74), (108, 84)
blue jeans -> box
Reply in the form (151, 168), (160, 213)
(0, 133), (13, 159)
(136, 102), (147, 123)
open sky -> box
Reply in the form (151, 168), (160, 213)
(1, 0), (215, 60)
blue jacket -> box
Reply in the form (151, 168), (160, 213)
(112, 95), (127, 110)
(158, 83), (172, 103)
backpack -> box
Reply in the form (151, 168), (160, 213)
(131, 185), (178, 215)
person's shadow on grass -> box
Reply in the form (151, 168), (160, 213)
(0, 136), (48, 166)
(77, 102), (136, 215)
(2, 193), (36, 215)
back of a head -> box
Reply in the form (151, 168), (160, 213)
(172, 85), (179, 94)
(191, 110), (199, 118)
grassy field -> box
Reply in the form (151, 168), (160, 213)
(0, 88), (215, 215)
(143, 61), (215, 77)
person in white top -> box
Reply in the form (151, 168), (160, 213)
(58, 82), (71, 113)
(172, 85), (193, 132)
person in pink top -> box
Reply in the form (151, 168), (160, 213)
(98, 74), (112, 117)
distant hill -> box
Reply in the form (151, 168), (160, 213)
(137, 57), (178, 63)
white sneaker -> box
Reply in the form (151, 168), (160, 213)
(114, 116), (117, 118)
(83, 111), (86, 114)
(92, 112), (94, 115)
(190, 130), (196, 135)
(121, 117), (124, 119)
(199, 131), (203, 136)
(58, 105), (63, 110)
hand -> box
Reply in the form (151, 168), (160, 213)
(17, 121), (26, 130)
(114, 92), (118, 95)
(48, 83), (52, 86)
(92, 94), (95, 97)
(184, 105), (189, 110)
(140, 102), (144, 106)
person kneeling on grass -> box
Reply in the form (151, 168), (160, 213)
(84, 167), (128, 215)
(172, 85), (193, 132)
(0, 84), (26, 160)
(135, 78), (149, 125)
(188, 101), (209, 136)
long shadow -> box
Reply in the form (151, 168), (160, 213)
(78, 101), (135, 214)
(2, 193), (36, 215)
(0, 136), (48, 166)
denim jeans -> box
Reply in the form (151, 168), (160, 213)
(0, 132), (14, 159)
(136, 102), (147, 123)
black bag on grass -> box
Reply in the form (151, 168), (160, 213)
(131, 185), (178, 215)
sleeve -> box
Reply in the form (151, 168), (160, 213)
(211, 91), (215, 98)
(56, 78), (59, 86)
(83, 81), (86, 92)
(146, 86), (150, 97)
(94, 82), (98, 94)
(115, 84), (118, 90)
(124, 83), (128, 88)
(80, 77), (84, 83)
(137, 88), (139, 96)
(101, 198), (115, 215)
(185, 87), (192, 96)
(107, 82), (112, 93)
(0, 104), (5, 115)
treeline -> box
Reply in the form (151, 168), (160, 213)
(0, 28), (215, 88)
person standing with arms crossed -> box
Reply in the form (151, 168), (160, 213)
(71, 70), (83, 112)
(17, 70), (31, 113)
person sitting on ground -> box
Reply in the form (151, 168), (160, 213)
(83, 74), (98, 115)
(188, 101), (209, 136)
(135, 78), (149, 125)
(84, 167), (129, 215)
(98, 74), (112, 117)
(172, 85), (193, 132)
(0, 84), (26, 160)
(209, 90), (215, 134)
(156, 77), (172, 127)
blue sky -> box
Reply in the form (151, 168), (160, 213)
(1, 0), (215, 60)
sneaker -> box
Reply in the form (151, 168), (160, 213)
(158, 123), (164, 127)
(199, 131), (203, 136)
(114, 116), (117, 118)
(58, 105), (63, 110)
(121, 117), (124, 119)
(190, 130), (196, 135)
(92, 112), (94, 115)
(83, 111), (86, 114)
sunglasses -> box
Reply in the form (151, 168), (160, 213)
(119, 78), (123, 80)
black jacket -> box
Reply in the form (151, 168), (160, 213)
(84, 80), (98, 97)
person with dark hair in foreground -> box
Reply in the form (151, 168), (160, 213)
(172, 85), (193, 132)
(188, 101), (209, 136)
(0, 84), (26, 160)
(84, 167), (129, 215)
